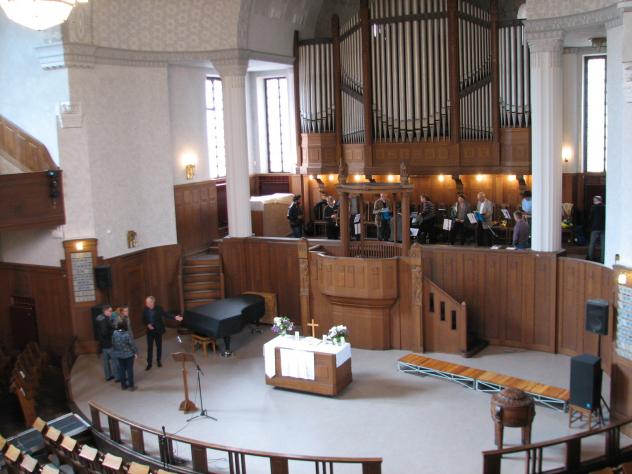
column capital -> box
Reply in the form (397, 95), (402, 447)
(213, 57), (249, 78)
(525, 30), (564, 53)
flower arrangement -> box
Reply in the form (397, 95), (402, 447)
(272, 316), (295, 336)
(327, 325), (349, 344)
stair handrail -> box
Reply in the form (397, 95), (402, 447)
(0, 115), (58, 172)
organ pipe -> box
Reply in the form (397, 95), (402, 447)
(296, 0), (531, 146)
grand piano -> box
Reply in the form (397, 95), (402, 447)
(183, 294), (265, 356)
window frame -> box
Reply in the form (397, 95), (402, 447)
(205, 76), (226, 179)
(582, 54), (607, 174)
(263, 76), (294, 174)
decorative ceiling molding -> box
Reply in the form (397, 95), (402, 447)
(35, 43), (293, 71)
(524, 3), (620, 34)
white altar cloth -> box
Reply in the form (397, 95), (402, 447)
(263, 336), (352, 379)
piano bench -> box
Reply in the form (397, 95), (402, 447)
(191, 334), (217, 357)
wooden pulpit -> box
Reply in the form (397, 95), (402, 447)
(171, 352), (198, 413)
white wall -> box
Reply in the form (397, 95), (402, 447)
(70, 64), (177, 259)
(169, 66), (214, 185)
(0, 11), (70, 266)
(0, 12), (68, 164)
(90, 0), (240, 52)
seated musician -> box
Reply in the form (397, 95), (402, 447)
(512, 210), (530, 249)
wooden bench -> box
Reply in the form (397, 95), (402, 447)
(398, 353), (570, 411)
(191, 334), (216, 357)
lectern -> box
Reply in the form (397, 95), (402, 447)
(171, 352), (198, 413)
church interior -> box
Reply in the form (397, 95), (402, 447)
(1, 0), (632, 473)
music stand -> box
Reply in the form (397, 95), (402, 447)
(171, 352), (198, 413)
(172, 352), (217, 422)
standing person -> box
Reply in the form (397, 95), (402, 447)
(349, 193), (361, 240)
(587, 195), (606, 262)
(323, 196), (339, 240)
(142, 296), (182, 371)
(113, 306), (133, 338)
(95, 304), (118, 382)
(512, 210), (531, 249)
(287, 195), (304, 238)
(373, 193), (391, 241)
(475, 192), (494, 246)
(413, 194), (436, 244)
(450, 192), (470, 245)
(112, 319), (137, 391)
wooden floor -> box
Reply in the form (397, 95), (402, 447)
(399, 353), (570, 410)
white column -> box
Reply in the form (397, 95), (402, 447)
(215, 58), (252, 237)
(527, 32), (564, 252)
(605, 6), (632, 267)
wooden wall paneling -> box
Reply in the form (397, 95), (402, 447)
(611, 356), (632, 437)
(483, 252), (505, 343)
(219, 238), (301, 322)
(309, 251), (333, 337)
(531, 253), (557, 351)
(505, 254), (531, 345)
(0, 263), (70, 355)
(174, 180), (219, 254)
(0, 171), (65, 231)
(557, 258), (613, 369)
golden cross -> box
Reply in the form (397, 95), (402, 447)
(307, 319), (319, 338)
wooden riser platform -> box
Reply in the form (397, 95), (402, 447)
(398, 354), (570, 412)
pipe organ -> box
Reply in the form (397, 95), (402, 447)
(499, 20), (530, 128)
(341, 14), (365, 144)
(371, 0), (450, 142)
(296, 0), (532, 176)
(298, 40), (335, 133)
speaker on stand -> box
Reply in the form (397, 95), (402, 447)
(576, 299), (611, 422)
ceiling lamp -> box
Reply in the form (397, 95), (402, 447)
(0, 0), (87, 31)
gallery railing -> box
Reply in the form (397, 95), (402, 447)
(482, 416), (632, 474)
(89, 401), (382, 474)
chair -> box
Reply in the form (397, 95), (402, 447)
(191, 334), (216, 357)
(101, 453), (123, 474)
(20, 454), (38, 474)
(127, 462), (150, 474)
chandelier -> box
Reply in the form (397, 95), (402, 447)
(0, 0), (88, 31)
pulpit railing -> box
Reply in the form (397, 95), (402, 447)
(349, 241), (402, 258)
(89, 401), (382, 474)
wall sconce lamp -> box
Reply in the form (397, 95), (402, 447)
(476, 174), (484, 182)
(75, 241), (84, 251)
(127, 230), (137, 249)
(507, 174), (517, 182)
(618, 273), (627, 285)
(562, 146), (573, 164)
(182, 151), (197, 180)
(185, 164), (196, 180)
(438, 174), (445, 182)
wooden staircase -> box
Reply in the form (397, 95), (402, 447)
(181, 249), (225, 310)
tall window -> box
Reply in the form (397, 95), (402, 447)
(583, 56), (607, 173)
(265, 77), (294, 173)
(206, 77), (226, 179)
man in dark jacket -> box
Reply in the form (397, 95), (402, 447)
(142, 296), (182, 370)
(587, 195), (605, 262)
(95, 304), (118, 381)
(288, 195), (304, 237)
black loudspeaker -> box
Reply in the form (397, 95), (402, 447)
(570, 354), (602, 411)
(585, 299), (609, 335)
(94, 265), (112, 290)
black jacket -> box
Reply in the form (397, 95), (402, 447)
(95, 314), (115, 349)
(142, 305), (171, 335)
(588, 203), (605, 231)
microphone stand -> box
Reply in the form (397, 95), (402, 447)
(187, 363), (217, 422)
